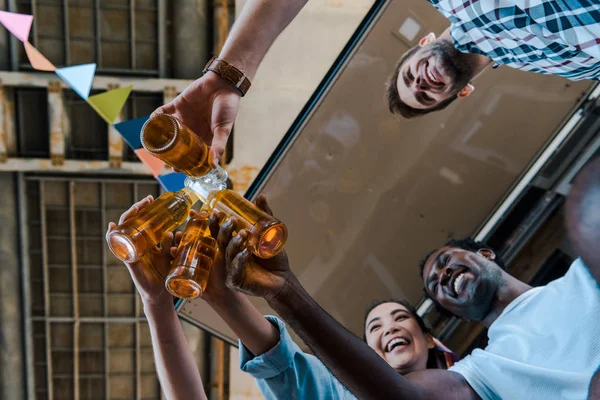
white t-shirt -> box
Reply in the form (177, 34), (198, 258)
(450, 258), (600, 400)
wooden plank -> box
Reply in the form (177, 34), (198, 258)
(0, 71), (193, 93)
(0, 159), (152, 174)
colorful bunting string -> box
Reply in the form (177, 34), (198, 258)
(0, 10), (185, 192)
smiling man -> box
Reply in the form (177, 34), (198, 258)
(388, 0), (600, 118)
(421, 237), (600, 399)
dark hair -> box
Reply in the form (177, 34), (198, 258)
(418, 237), (505, 278)
(418, 237), (505, 317)
(385, 46), (458, 119)
(363, 299), (449, 370)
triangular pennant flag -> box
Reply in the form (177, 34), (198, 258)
(55, 63), (96, 100)
(134, 148), (164, 178)
(114, 116), (149, 150)
(24, 41), (55, 71)
(157, 172), (186, 192)
(87, 85), (132, 124)
(0, 10), (33, 42)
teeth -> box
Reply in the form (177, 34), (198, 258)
(387, 337), (409, 352)
(454, 273), (465, 295)
(427, 67), (437, 83)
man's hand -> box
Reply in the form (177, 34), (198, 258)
(154, 72), (241, 167)
(208, 195), (293, 302)
(106, 196), (181, 308)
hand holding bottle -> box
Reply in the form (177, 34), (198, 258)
(208, 195), (293, 302)
(106, 196), (180, 307)
(152, 72), (241, 168)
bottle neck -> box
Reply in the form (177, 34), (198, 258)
(184, 176), (226, 204)
(178, 187), (201, 206)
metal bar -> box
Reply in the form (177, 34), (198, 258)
(63, 0), (70, 65)
(101, 182), (110, 400)
(0, 71), (191, 91)
(7, 0), (19, 70)
(18, 173), (36, 399)
(25, 175), (156, 184)
(0, 159), (152, 174)
(0, 81), (6, 162)
(108, 85), (124, 169)
(69, 182), (80, 400)
(130, 0), (136, 70)
(157, 0), (166, 77)
(95, 0), (102, 67)
(31, 0), (39, 44)
(214, 0), (229, 55)
(32, 316), (149, 323)
(39, 181), (54, 400)
(2, 80), (16, 157)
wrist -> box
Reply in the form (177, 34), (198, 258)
(143, 294), (176, 317)
(205, 288), (244, 310)
(268, 272), (301, 307)
(203, 57), (251, 96)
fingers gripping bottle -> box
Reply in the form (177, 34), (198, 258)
(140, 113), (227, 182)
(106, 188), (200, 263)
(165, 210), (218, 300)
(185, 176), (288, 259)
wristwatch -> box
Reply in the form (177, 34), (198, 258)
(203, 57), (251, 97)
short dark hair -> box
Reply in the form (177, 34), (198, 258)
(386, 46), (459, 119)
(363, 299), (451, 369)
(418, 237), (505, 317)
(418, 237), (505, 278)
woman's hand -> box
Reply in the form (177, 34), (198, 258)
(106, 196), (181, 308)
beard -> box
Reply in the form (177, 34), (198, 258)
(428, 41), (475, 93)
(466, 263), (503, 321)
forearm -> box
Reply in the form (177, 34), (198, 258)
(207, 291), (279, 356)
(144, 302), (207, 400)
(268, 276), (425, 400)
(219, 0), (309, 78)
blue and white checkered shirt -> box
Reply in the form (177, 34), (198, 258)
(429, 0), (600, 80)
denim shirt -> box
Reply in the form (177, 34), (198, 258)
(239, 316), (356, 400)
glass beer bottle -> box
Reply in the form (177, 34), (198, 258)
(140, 113), (227, 181)
(186, 177), (287, 259)
(106, 188), (199, 263)
(165, 211), (218, 300)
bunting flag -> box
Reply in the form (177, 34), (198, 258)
(87, 85), (132, 124)
(0, 10), (33, 42)
(0, 12), (186, 191)
(24, 41), (55, 71)
(114, 116), (148, 150)
(134, 148), (164, 178)
(55, 63), (96, 100)
(157, 172), (187, 192)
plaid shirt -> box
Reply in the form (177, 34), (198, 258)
(429, 0), (600, 80)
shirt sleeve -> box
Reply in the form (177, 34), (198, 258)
(239, 315), (355, 400)
(449, 351), (500, 400)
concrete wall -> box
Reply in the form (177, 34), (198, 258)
(0, 172), (25, 400)
(227, 0), (375, 192)
(228, 1), (374, 398)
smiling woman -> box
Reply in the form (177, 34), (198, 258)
(363, 299), (458, 374)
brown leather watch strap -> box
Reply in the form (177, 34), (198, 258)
(203, 57), (251, 96)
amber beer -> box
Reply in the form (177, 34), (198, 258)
(141, 113), (226, 179)
(165, 212), (218, 299)
(106, 188), (199, 263)
(186, 177), (287, 259)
